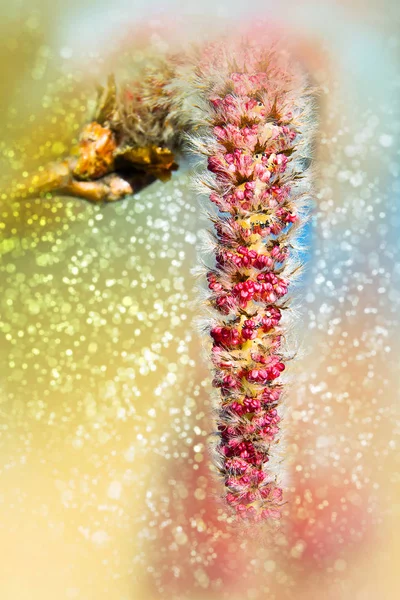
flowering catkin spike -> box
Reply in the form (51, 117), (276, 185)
(171, 41), (316, 522)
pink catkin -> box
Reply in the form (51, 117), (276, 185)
(182, 42), (315, 522)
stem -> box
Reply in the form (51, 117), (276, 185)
(17, 120), (177, 203)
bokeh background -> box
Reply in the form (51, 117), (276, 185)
(0, 1), (399, 599)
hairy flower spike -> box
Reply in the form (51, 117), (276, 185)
(179, 41), (315, 522)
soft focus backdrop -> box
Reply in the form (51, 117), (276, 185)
(0, 1), (399, 599)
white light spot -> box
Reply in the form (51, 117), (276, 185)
(379, 134), (393, 147)
(107, 481), (122, 500)
(91, 530), (109, 545)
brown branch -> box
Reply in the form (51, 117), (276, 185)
(18, 120), (178, 204)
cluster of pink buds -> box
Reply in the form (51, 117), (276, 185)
(194, 44), (314, 522)
(216, 245), (275, 269)
(208, 271), (289, 312)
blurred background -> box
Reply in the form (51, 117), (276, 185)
(0, 1), (399, 599)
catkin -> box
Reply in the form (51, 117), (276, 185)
(168, 41), (316, 521)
